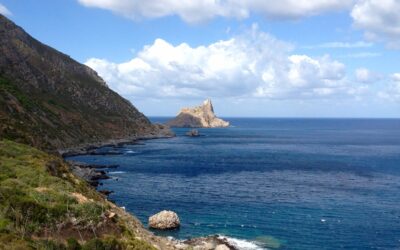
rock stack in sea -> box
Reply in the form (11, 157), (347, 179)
(166, 99), (229, 128)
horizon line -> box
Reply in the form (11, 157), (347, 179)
(148, 116), (400, 119)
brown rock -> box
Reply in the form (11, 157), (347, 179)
(166, 99), (229, 128)
(215, 244), (230, 250)
(148, 210), (180, 230)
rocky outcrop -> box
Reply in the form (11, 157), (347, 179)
(68, 161), (117, 187)
(186, 129), (200, 137)
(166, 99), (229, 128)
(179, 235), (236, 250)
(0, 14), (173, 152)
(148, 210), (180, 230)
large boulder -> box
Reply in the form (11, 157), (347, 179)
(148, 210), (180, 230)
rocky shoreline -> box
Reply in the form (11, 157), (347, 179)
(60, 123), (175, 157)
(66, 160), (239, 250)
(68, 161), (117, 188)
(64, 141), (240, 250)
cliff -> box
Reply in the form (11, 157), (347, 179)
(166, 99), (229, 128)
(0, 14), (172, 152)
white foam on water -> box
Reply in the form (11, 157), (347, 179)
(109, 171), (126, 174)
(219, 235), (265, 250)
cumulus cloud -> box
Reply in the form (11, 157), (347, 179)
(85, 26), (366, 100)
(0, 3), (12, 16)
(378, 73), (400, 101)
(392, 73), (400, 82)
(76, 0), (400, 50)
(78, 0), (354, 23)
(254, 54), (348, 98)
(355, 68), (381, 83)
(351, 0), (400, 48)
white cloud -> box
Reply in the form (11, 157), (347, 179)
(351, 0), (400, 48)
(392, 73), (400, 82)
(355, 68), (381, 83)
(76, 0), (400, 50)
(86, 26), (366, 101)
(378, 73), (400, 101)
(355, 68), (371, 83)
(355, 68), (383, 83)
(0, 3), (12, 16)
(78, 0), (354, 23)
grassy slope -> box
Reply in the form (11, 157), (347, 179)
(0, 140), (158, 249)
(0, 76), (60, 149)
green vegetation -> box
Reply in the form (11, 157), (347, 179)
(0, 76), (59, 149)
(0, 77), (36, 110)
(0, 140), (156, 249)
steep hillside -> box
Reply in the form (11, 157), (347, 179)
(0, 140), (177, 249)
(0, 14), (171, 152)
(0, 140), (237, 250)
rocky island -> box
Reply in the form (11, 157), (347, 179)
(166, 99), (230, 128)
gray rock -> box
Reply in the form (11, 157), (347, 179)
(186, 129), (200, 137)
(183, 235), (236, 250)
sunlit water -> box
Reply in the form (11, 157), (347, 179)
(67, 118), (400, 249)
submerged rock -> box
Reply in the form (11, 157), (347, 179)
(166, 99), (229, 128)
(186, 129), (200, 137)
(148, 210), (180, 230)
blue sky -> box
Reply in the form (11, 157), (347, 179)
(1, 0), (400, 117)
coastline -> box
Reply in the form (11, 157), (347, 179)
(61, 131), (243, 250)
(59, 123), (175, 157)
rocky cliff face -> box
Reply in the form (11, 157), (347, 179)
(0, 14), (172, 152)
(166, 99), (229, 128)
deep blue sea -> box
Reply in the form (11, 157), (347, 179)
(67, 118), (400, 249)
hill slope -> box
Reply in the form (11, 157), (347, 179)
(0, 140), (179, 249)
(0, 14), (170, 151)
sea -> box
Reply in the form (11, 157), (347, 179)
(66, 118), (400, 250)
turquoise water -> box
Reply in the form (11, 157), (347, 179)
(67, 118), (400, 249)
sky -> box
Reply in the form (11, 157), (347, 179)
(1, 0), (400, 118)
